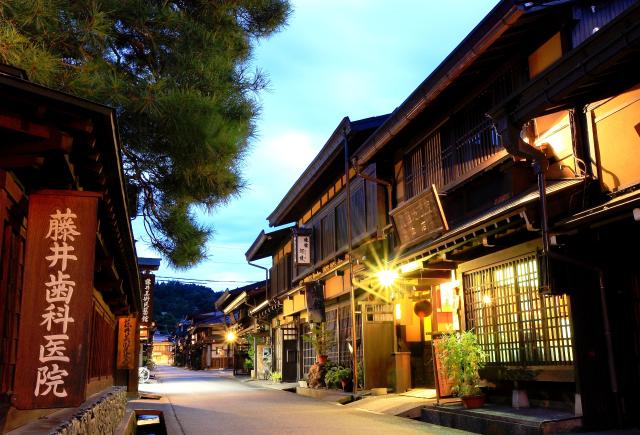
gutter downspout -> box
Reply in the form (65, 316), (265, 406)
(497, 115), (621, 425)
(344, 128), (359, 395)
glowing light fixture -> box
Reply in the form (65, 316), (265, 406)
(395, 303), (402, 320)
(225, 331), (237, 343)
(376, 269), (398, 287)
(482, 294), (492, 305)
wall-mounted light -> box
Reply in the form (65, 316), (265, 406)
(376, 269), (398, 287)
(482, 294), (492, 306)
(225, 331), (237, 343)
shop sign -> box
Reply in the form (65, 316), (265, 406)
(390, 184), (448, 247)
(14, 191), (99, 409)
(140, 274), (155, 326)
(117, 316), (137, 369)
(294, 234), (311, 266)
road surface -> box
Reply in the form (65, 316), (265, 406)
(134, 365), (469, 435)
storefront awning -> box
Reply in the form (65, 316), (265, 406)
(397, 178), (586, 265)
(245, 225), (294, 262)
(556, 189), (640, 230)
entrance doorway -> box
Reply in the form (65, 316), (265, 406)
(281, 326), (298, 382)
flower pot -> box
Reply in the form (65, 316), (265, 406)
(512, 389), (529, 409)
(340, 378), (353, 392)
(316, 354), (328, 364)
(461, 394), (486, 409)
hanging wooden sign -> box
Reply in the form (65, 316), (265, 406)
(117, 316), (137, 370)
(14, 190), (99, 409)
(390, 184), (448, 247)
(140, 274), (155, 326)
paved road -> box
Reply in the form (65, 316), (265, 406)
(135, 365), (469, 435)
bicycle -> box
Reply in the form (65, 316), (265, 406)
(138, 366), (151, 384)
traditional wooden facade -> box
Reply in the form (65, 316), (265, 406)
(0, 65), (140, 432)
(215, 281), (268, 375)
(351, 0), (640, 429)
(250, 115), (400, 386)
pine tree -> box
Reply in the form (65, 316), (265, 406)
(0, 0), (290, 267)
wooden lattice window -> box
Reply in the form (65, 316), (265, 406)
(463, 254), (573, 366)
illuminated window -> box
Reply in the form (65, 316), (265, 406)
(463, 254), (573, 366)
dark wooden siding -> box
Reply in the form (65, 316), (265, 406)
(297, 164), (381, 277)
(335, 200), (348, 251)
(0, 172), (25, 397)
(571, 0), (635, 48)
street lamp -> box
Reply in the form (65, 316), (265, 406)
(226, 330), (237, 373)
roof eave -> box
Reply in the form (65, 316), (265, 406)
(354, 0), (525, 165)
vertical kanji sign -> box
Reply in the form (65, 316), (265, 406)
(117, 316), (137, 369)
(140, 274), (155, 326)
(14, 190), (99, 409)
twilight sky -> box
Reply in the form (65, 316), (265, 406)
(133, 0), (498, 292)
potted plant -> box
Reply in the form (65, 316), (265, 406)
(270, 371), (282, 383)
(243, 358), (254, 377)
(500, 366), (539, 409)
(325, 365), (352, 391)
(303, 322), (335, 364)
(439, 331), (487, 408)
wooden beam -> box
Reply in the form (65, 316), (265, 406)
(65, 118), (94, 134)
(422, 260), (458, 270)
(0, 156), (44, 169)
(0, 131), (73, 156)
(0, 113), (51, 138)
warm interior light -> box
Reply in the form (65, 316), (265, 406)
(395, 303), (402, 320)
(225, 331), (237, 342)
(376, 269), (398, 287)
(482, 294), (492, 305)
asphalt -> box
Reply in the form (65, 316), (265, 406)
(130, 365), (471, 435)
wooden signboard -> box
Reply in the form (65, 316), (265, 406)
(14, 190), (99, 409)
(140, 274), (155, 326)
(433, 337), (454, 398)
(117, 316), (137, 370)
(293, 228), (312, 266)
(390, 184), (448, 247)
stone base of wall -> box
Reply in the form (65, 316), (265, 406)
(7, 387), (127, 435)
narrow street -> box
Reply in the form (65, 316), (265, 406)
(133, 366), (469, 435)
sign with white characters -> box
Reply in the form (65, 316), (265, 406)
(14, 191), (99, 409)
(140, 274), (155, 326)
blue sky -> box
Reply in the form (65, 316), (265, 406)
(134, 0), (498, 292)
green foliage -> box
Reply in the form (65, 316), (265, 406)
(153, 281), (219, 334)
(302, 323), (336, 356)
(243, 358), (253, 371)
(439, 331), (486, 397)
(0, 0), (291, 268)
(269, 371), (282, 383)
(324, 366), (351, 389)
(247, 334), (256, 368)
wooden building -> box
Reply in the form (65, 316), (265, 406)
(351, 0), (640, 429)
(215, 281), (269, 375)
(0, 65), (141, 432)
(248, 115), (402, 386)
